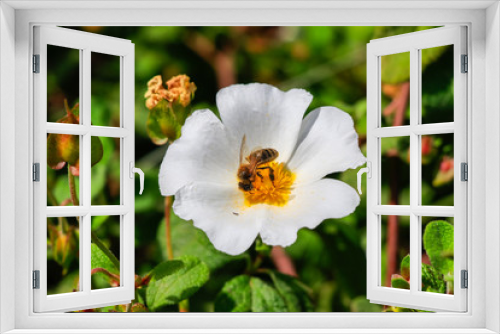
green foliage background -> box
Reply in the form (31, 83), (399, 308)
(45, 26), (456, 312)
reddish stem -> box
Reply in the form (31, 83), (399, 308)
(91, 267), (120, 284)
(186, 31), (236, 88)
(384, 82), (409, 287)
(271, 246), (298, 277)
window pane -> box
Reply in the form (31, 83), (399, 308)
(91, 137), (121, 205)
(47, 45), (80, 124)
(91, 52), (121, 127)
(421, 134), (454, 206)
(47, 133), (81, 206)
(380, 52), (410, 127)
(47, 216), (80, 295)
(421, 45), (454, 124)
(380, 215), (410, 289)
(381, 137), (410, 205)
(91, 215), (121, 290)
(421, 216), (454, 295)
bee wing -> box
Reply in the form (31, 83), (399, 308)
(239, 134), (247, 164)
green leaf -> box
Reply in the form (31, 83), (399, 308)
(250, 277), (287, 312)
(215, 275), (293, 312)
(214, 275), (252, 312)
(350, 296), (383, 312)
(90, 136), (104, 167)
(381, 52), (410, 84)
(91, 243), (119, 275)
(391, 275), (410, 290)
(146, 256), (209, 311)
(421, 263), (446, 293)
(400, 255), (410, 281)
(157, 212), (242, 271)
(268, 271), (314, 312)
(423, 220), (454, 276)
(421, 45), (449, 71)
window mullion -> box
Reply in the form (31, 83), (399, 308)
(409, 47), (421, 295)
(81, 48), (92, 294)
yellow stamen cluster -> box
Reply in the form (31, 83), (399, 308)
(243, 162), (296, 207)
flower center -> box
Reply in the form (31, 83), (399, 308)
(242, 161), (296, 207)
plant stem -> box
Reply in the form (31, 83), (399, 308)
(384, 82), (409, 287)
(271, 246), (298, 277)
(249, 253), (264, 274)
(68, 165), (79, 206)
(179, 299), (189, 312)
(164, 196), (174, 260)
(91, 230), (120, 270)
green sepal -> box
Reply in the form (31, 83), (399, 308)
(146, 99), (181, 145)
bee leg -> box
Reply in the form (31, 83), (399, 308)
(256, 171), (264, 180)
(256, 166), (276, 185)
(269, 168), (275, 184)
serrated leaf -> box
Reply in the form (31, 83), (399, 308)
(268, 271), (314, 312)
(391, 274), (410, 290)
(91, 243), (119, 275)
(423, 220), (454, 276)
(250, 277), (287, 312)
(214, 275), (252, 312)
(146, 256), (209, 311)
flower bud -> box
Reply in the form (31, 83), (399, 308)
(145, 74), (197, 145)
(50, 225), (78, 275)
(47, 101), (103, 175)
(433, 156), (454, 187)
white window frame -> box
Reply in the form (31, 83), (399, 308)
(366, 26), (467, 312)
(1, 1), (499, 333)
(33, 26), (136, 312)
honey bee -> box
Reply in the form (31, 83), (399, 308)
(237, 135), (279, 192)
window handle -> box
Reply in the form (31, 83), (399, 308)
(357, 161), (371, 195)
(130, 162), (144, 195)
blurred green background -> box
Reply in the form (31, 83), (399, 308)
(45, 26), (455, 312)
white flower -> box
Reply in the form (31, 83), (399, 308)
(159, 83), (366, 256)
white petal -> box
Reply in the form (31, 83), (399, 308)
(216, 83), (312, 163)
(287, 107), (366, 185)
(260, 178), (360, 247)
(173, 182), (265, 256)
(159, 109), (239, 196)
